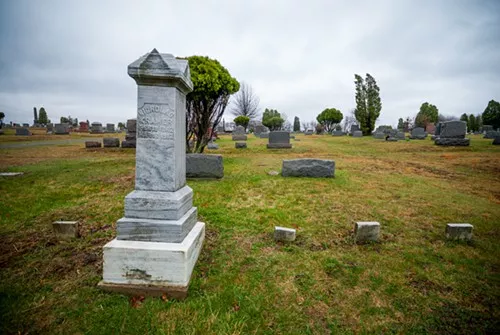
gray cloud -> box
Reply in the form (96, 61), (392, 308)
(0, 0), (499, 126)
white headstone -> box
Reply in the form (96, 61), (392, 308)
(99, 49), (205, 299)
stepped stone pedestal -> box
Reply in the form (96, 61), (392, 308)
(99, 49), (205, 298)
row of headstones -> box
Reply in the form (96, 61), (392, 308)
(274, 222), (474, 243)
(231, 128), (296, 149)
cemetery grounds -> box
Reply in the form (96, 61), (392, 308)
(0, 129), (499, 334)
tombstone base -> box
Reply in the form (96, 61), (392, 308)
(267, 143), (292, 149)
(97, 281), (188, 299)
(435, 138), (470, 146)
(101, 222), (205, 299)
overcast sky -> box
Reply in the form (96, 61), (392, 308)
(1, 0), (499, 127)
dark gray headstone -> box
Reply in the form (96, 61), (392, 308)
(186, 154), (223, 178)
(282, 159), (335, 178)
(235, 142), (247, 149)
(15, 128), (31, 136)
(353, 131), (363, 137)
(91, 122), (104, 134)
(350, 125), (360, 134)
(373, 132), (385, 139)
(267, 131), (292, 149)
(410, 127), (426, 139)
(439, 121), (467, 138)
(106, 123), (115, 133)
(332, 130), (344, 136)
(492, 136), (500, 145)
(484, 131), (499, 139)
(54, 123), (70, 135)
(85, 141), (102, 148)
(103, 138), (120, 147)
(435, 121), (469, 146)
(232, 126), (247, 141)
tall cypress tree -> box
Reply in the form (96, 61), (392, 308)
(293, 116), (300, 132)
(354, 73), (381, 135)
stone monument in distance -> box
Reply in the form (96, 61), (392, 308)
(99, 49), (205, 298)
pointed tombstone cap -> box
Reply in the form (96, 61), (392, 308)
(128, 48), (193, 93)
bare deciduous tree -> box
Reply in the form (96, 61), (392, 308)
(342, 109), (356, 132)
(231, 82), (260, 120)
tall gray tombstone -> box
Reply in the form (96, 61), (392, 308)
(99, 49), (205, 299)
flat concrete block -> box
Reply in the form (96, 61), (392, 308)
(235, 142), (247, 149)
(354, 222), (380, 243)
(274, 226), (296, 242)
(445, 223), (473, 241)
(85, 141), (102, 148)
(52, 221), (79, 239)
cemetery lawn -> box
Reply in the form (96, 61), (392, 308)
(1, 134), (499, 334)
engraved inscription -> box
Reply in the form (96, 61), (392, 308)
(137, 103), (175, 139)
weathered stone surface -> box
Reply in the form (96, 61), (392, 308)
(101, 221), (205, 297)
(232, 134), (247, 141)
(52, 221), (79, 239)
(15, 128), (31, 136)
(117, 207), (198, 243)
(103, 137), (120, 147)
(85, 141), (102, 148)
(282, 159), (335, 178)
(54, 123), (70, 134)
(445, 223), (473, 241)
(373, 132), (385, 139)
(254, 125), (268, 135)
(484, 131), (500, 139)
(267, 131), (292, 149)
(439, 121), (467, 138)
(493, 137), (500, 145)
(121, 140), (136, 148)
(482, 125), (493, 132)
(410, 127), (426, 139)
(186, 154), (223, 179)
(106, 123), (115, 132)
(354, 222), (380, 243)
(386, 137), (398, 142)
(305, 129), (314, 135)
(101, 49), (203, 297)
(350, 125), (360, 134)
(91, 122), (104, 133)
(274, 226), (296, 242)
(259, 132), (269, 138)
(233, 125), (245, 135)
(332, 130), (344, 136)
(235, 142), (247, 149)
(124, 187), (193, 221)
(435, 138), (470, 146)
(353, 131), (363, 137)
(207, 142), (219, 149)
(396, 131), (406, 140)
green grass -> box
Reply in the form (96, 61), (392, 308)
(1, 134), (499, 334)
